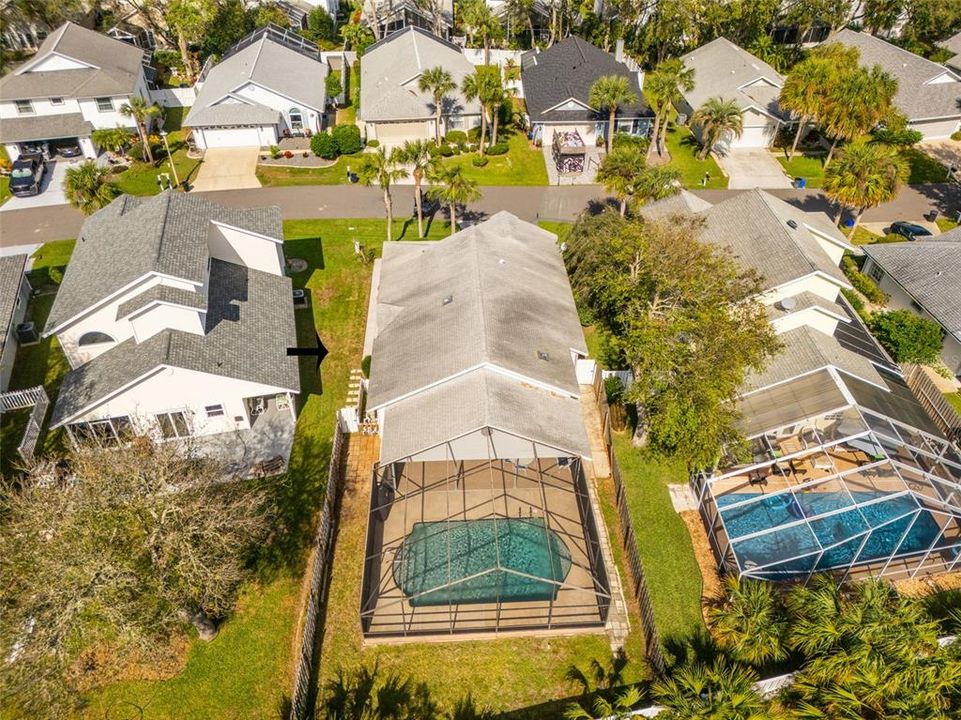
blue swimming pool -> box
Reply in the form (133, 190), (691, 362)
(716, 491), (943, 574)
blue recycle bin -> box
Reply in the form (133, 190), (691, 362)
(795, 177), (807, 189)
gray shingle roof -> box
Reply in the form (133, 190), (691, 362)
(0, 113), (94, 143)
(637, 189), (713, 221)
(116, 284), (207, 320)
(184, 33), (328, 129)
(679, 37), (787, 119)
(51, 259), (299, 425)
(0, 255), (28, 359)
(46, 192), (282, 333)
(380, 367), (590, 463)
(0, 22), (145, 100)
(939, 30), (961, 55)
(831, 29), (961, 121)
(521, 37), (652, 123)
(862, 240), (961, 338)
(359, 27), (480, 123)
(766, 291), (847, 320)
(368, 211), (587, 410)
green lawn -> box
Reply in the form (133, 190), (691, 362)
(901, 146), (950, 184)
(776, 152), (825, 188)
(28, 238), (75, 287)
(663, 125), (727, 189)
(945, 392), (961, 415)
(111, 111), (202, 195)
(0, 176), (9, 206)
(538, 220), (573, 245)
(442, 130), (548, 186)
(936, 217), (958, 233)
(256, 155), (361, 186)
(848, 226), (884, 245)
(612, 434), (704, 650)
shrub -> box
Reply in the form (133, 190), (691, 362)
(366, 139), (380, 148)
(128, 142), (145, 162)
(467, 126), (482, 142)
(449, 144), (461, 155)
(841, 255), (887, 305)
(361, 354), (371, 378)
(871, 126), (923, 147)
(612, 133), (649, 152)
(604, 376), (626, 405)
(952, 130), (961, 142)
(311, 133), (338, 158)
(439, 144), (454, 157)
(868, 309), (944, 364)
(325, 70), (342, 99)
(457, 142), (467, 153)
(487, 142), (508, 155)
(283, 150), (293, 159)
(332, 124), (363, 154)
(445, 130), (467, 144)
(471, 156), (489, 167)
(48, 266), (64, 285)
(841, 288), (865, 318)
(881, 233), (906, 243)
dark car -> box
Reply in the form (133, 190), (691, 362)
(57, 144), (83, 158)
(9, 154), (46, 197)
(889, 221), (933, 241)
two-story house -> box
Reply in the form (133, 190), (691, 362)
(0, 21), (152, 162)
(43, 192), (301, 473)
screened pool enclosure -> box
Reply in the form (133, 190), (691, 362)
(694, 369), (961, 583)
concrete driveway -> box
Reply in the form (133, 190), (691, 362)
(918, 140), (960, 175)
(0, 158), (74, 212)
(190, 148), (261, 191)
(715, 148), (793, 189)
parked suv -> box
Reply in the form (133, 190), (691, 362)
(889, 221), (933, 241)
(9, 154), (46, 197)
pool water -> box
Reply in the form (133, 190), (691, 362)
(716, 491), (943, 574)
(393, 518), (573, 606)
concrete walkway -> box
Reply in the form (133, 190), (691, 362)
(191, 148), (261, 191)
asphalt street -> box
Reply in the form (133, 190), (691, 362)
(1, 182), (959, 249)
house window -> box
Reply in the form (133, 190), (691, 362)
(155, 410), (191, 439)
(78, 331), (115, 345)
(866, 263), (884, 283)
(50, 96), (64, 105)
(288, 107), (303, 132)
(95, 97), (113, 112)
(447, 114), (464, 129)
(205, 404), (225, 418)
(69, 416), (133, 445)
(15, 99), (33, 114)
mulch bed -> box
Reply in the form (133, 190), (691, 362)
(679, 509), (725, 623)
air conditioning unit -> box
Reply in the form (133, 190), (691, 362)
(15, 322), (39, 345)
(676, 113), (688, 125)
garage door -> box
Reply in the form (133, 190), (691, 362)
(374, 122), (429, 143)
(910, 118), (960, 140)
(201, 127), (263, 148)
(727, 124), (775, 149)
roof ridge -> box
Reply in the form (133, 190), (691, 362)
(839, 28), (947, 76)
(466, 227), (492, 367)
(751, 190), (818, 273)
(154, 192), (175, 267)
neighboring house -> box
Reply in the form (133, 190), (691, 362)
(43, 192), (300, 472)
(0, 21), (152, 162)
(642, 189), (961, 584)
(364, 0), (453, 39)
(678, 37), (789, 151)
(521, 36), (654, 146)
(184, 25), (329, 149)
(938, 30), (961, 74)
(486, 0), (551, 42)
(831, 29), (961, 139)
(862, 236), (961, 378)
(360, 211), (613, 639)
(359, 27), (481, 144)
(0, 255), (32, 393)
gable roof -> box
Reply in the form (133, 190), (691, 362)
(184, 29), (328, 128)
(359, 26), (479, 123)
(679, 37), (787, 120)
(0, 254), (28, 360)
(831, 29), (961, 121)
(45, 192), (282, 333)
(862, 238), (961, 339)
(939, 30), (961, 55)
(521, 36), (652, 123)
(50, 258), (299, 426)
(0, 22), (145, 100)
(368, 211), (587, 410)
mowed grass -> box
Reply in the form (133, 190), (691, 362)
(662, 124), (727, 189)
(612, 434), (704, 648)
(777, 153), (826, 188)
(538, 220), (573, 245)
(111, 109), (202, 195)
(0, 176), (10, 206)
(442, 130), (548, 186)
(945, 392), (961, 415)
(256, 155), (360, 186)
(776, 145), (949, 188)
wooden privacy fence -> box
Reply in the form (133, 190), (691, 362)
(0, 385), (45, 412)
(289, 418), (347, 720)
(902, 364), (961, 445)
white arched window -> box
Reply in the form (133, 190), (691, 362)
(289, 107), (303, 132)
(78, 331), (115, 345)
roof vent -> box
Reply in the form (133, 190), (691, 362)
(537, 350), (550, 361)
(777, 296), (797, 311)
(442, 294), (453, 306)
(499, 258), (506, 264)
(786, 219), (799, 229)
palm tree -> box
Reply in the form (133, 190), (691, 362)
(708, 576), (790, 667)
(589, 75), (638, 153)
(427, 165), (481, 235)
(395, 139), (440, 238)
(822, 140), (908, 231)
(691, 97), (743, 160)
(462, 67), (500, 153)
(644, 58), (694, 156)
(419, 67), (456, 145)
(356, 147), (409, 241)
(64, 161), (119, 215)
(487, 74), (515, 147)
(822, 65), (897, 167)
(564, 685), (642, 720)
(120, 96), (162, 163)
(652, 658), (776, 720)
(596, 145), (647, 216)
(91, 126), (133, 157)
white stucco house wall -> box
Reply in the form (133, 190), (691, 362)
(184, 25), (329, 149)
(0, 21), (151, 162)
(43, 192), (301, 470)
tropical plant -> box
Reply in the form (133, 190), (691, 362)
(747, 33), (788, 72)
(589, 75), (638, 153)
(644, 58), (694, 156)
(565, 650), (628, 695)
(708, 576), (790, 666)
(321, 662), (440, 719)
(596, 146), (679, 216)
(691, 97), (743, 160)
(652, 658), (775, 720)
(461, 66), (502, 153)
(864, 0), (907, 35)
(339, 21), (374, 52)
(166, 0), (210, 81)
(120, 95), (162, 163)
(427, 164), (481, 235)
(92, 126), (133, 156)
(822, 65), (898, 167)
(564, 685), (643, 720)
(396, 139), (441, 238)
(419, 66), (457, 145)
(356, 146), (409, 241)
(63, 161), (119, 215)
(458, 0), (502, 63)
(868, 309), (945, 364)
(822, 141), (908, 231)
